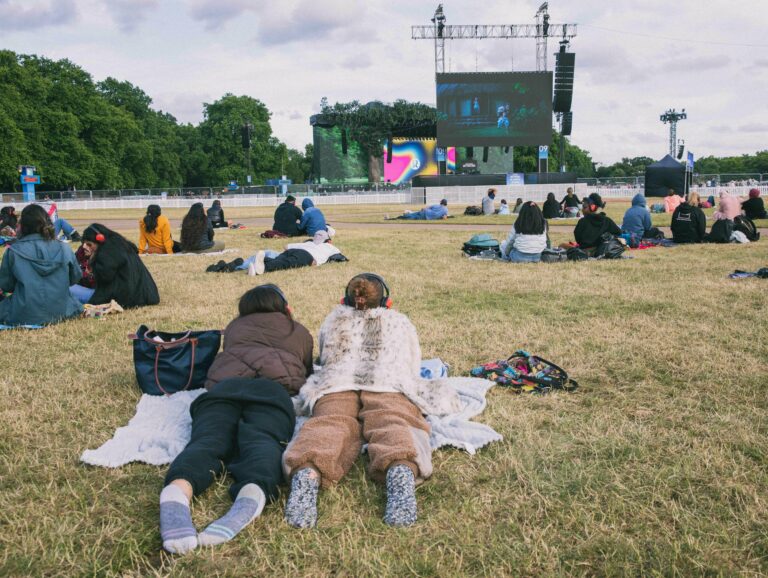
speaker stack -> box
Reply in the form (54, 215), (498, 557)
(553, 48), (575, 114)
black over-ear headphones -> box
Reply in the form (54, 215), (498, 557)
(259, 283), (288, 305)
(342, 273), (392, 309)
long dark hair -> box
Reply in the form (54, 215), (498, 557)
(514, 201), (546, 235)
(180, 203), (206, 250)
(143, 205), (161, 234)
(238, 285), (293, 328)
(83, 223), (139, 254)
(546, 192), (556, 202)
(19, 204), (55, 240)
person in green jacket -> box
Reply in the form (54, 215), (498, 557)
(0, 204), (83, 326)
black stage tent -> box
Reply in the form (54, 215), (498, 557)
(644, 155), (686, 197)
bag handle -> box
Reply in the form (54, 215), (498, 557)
(153, 338), (198, 396)
(506, 352), (579, 392)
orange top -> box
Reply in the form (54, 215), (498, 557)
(138, 215), (174, 254)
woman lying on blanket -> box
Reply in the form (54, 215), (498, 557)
(282, 273), (460, 529)
(71, 224), (160, 308)
(159, 284), (313, 555)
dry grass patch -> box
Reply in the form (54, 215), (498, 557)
(0, 217), (767, 576)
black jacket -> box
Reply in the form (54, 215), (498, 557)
(561, 194), (581, 208)
(671, 202), (706, 243)
(273, 202), (303, 236)
(543, 199), (561, 219)
(573, 213), (621, 248)
(742, 197), (767, 220)
(183, 220), (215, 251)
(208, 205), (227, 228)
(89, 240), (160, 308)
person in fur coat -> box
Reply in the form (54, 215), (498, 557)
(283, 273), (460, 529)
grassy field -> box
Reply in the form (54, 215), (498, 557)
(1, 209), (767, 576)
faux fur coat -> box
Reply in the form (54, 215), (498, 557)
(298, 305), (461, 417)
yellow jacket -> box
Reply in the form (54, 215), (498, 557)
(138, 215), (174, 254)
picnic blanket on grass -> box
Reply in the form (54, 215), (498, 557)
(141, 249), (239, 258)
(80, 376), (501, 468)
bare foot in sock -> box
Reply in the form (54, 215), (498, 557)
(159, 484), (198, 554)
(284, 468), (320, 528)
(198, 484), (266, 547)
(383, 464), (417, 527)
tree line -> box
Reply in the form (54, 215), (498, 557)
(0, 50), (311, 191)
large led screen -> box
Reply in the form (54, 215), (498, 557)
(382, 139), (455, 184)
(436, 72), (552, 147)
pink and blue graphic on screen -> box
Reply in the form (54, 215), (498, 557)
(383, 140), (455, 184)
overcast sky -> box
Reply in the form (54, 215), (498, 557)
(1, 0), (766, 165)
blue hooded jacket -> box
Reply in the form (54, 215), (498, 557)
(0, 234), (83, 325)
(622, 193), (652, 238)
(299, 198), (327, 236)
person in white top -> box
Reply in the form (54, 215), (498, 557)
(481, 189), (496, 215)
(248, 230), (341, 276)
(500, 201), (548, 263)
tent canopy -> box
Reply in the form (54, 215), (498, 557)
(644, 154), (686, 197)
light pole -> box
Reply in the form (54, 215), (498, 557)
(660, 109), (686, 158)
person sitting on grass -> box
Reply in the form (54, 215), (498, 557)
(0, 206), (18, 236)
(395, 198), (449, 220)
(282, 273), (460, 529)
(512, 197), (524, 214)
(560, 187), (581, 217)
(272, 195), (303, 236)
(497, 199), (510, 215)
(713, 190), (741, 221)
(500, 201), (548, 263)
(76, 224), (159, 308)
(663, 189), (683, 213)
(571, 193), (621, 251)
(542, 192), (562, 219)
(298, 198), (328, 236)
(138, 205), (179, 255)
(670, 192), (707, 244)
(621, 193), (653, 241)
(247, 230), (341, 276)
(482, 189), (496, 215)
(159, 284), (313, 554)
(207, 200), (228, 229)
(181, 203), (224, 253)
(0, 204), (83, 326)
(741, 188), (767, 220)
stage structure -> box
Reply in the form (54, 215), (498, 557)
(411, 3), (577, 75)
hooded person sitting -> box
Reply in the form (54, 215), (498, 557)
(621, 194), (653, 240)
(298, 198), (327, 236)
(572, 193), (621, 249)
(272, 196), (303, 237)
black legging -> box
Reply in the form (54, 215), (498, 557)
(165, 378), (295, 501)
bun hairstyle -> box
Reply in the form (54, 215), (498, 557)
(144, 204), (161, 234)
(343, 273), (392, 310)
(19, 204), (55, 240)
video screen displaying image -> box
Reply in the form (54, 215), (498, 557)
(382, 139), (455, 184)
(436, 72), (553, 146)
(313, 125), (371, 183)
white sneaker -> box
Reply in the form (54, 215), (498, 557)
(247, 251), (265, 276)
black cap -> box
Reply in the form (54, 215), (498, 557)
(440, 198), (448, 205)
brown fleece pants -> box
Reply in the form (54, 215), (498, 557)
(283, 390), (433, 488)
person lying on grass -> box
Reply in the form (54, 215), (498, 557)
(72, 224), (160, 307)
(246, 229), (341, 276)
(282, 273), (460, 529)
(159, 284), (313, 554)
(393, 198), (449, 220)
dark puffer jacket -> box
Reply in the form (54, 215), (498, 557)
(89, 238), (160, 308)
(205, 311), (314, 394)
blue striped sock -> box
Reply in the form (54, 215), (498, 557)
(198, 484), (266, 547)
(160, 485), (198, 554)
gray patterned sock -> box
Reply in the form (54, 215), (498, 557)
(284, 468), (319, 528)
(383, 465), (418, 527)
(160, 484), (198, 554)
(198, 483), (266, 546)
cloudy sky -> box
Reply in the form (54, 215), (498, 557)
(1, 0), (766, 165)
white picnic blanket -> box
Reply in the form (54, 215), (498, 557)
(81, 378), (501, 468)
